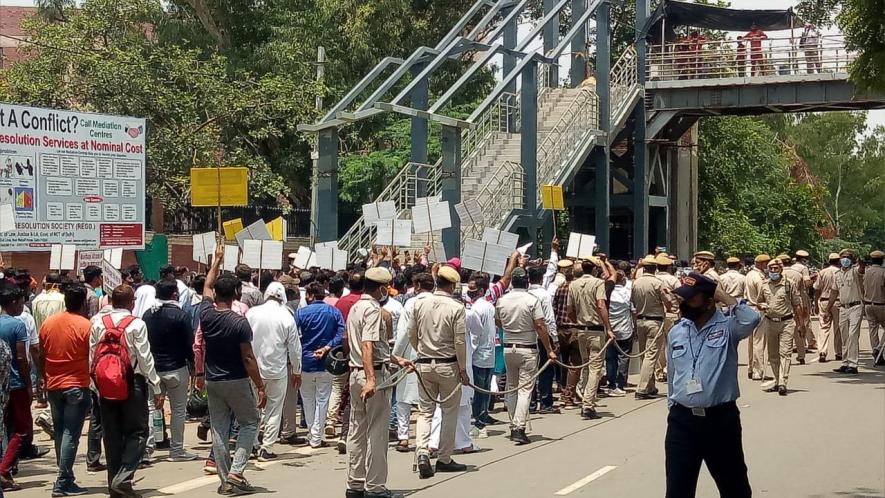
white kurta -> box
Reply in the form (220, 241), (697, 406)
(392, 292), (429, 405)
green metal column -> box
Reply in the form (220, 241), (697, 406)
(543, 0), (559, 85)
(411, 64), (429, 197)
(503, 5), (518, 94)
(570, 0), (587, 88)
(593, 0), (611, 252)
(440, 125), (462, 257)
(313, 128), (338, 242)
(633, 0), (649, 256)
(521, 61), (539, 245)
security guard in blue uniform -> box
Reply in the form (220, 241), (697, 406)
(665, 272), (761, 498)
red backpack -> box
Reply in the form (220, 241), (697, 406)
(91, 314), (137, 401)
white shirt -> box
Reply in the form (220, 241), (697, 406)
(16, 310), (38, 362)
(528, 284), (557, 341)
(466, 297), (496, 369)
(90, 309), (161, 390)
(246, 300), (302, 379)
(382, 297), (404, 343)
(609, 284), (635, 340)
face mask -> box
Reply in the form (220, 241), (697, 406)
(95, 288), (104, 297)
(840, 258), (852, 268)
(768, 271), (781, 281)
(679, 302), (708, 321)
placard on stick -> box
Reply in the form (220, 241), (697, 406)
(222, 218), (244, 240)
(242, 240), (283, 271)
(101, 259), (122, 292)
(293, 246), (317, 269)
(362, 201), (397, 224)
(235, 220), (272, 249)
(374, 219), (412, 247)
(412, 196), (452, 234)
(541, 185), (565, 210)
(481, 227), (519, 250)
(566, 232), (596, 259)
(454, 199), (483, 226)
(461, 239), (511, 276)
(426, 242), (446, 263)
(223, 245), (240, 272)
(316, 246), (349, 271)
(190, 167), (249, 207)
(266, 217), (286, 242)
(103, 248), (123, 269)
(50, 244), (77, 271)
(192, 231), (217, 264)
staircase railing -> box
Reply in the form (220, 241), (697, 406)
(461, 92), (519, 166)
(611, 44), (639, 122)
(461, 160), (525, 241)
(337, 160), (442, 256)
(536, 87), (600, 198)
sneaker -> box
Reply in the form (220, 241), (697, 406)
(197, 424), (210, 442)
(309, 441), (328, 449)
(608, 387), (627, 397)
(469, 426), (488, 439)
(52, 483), (89, 496)
(280, 434), (307, 445)
(36, 413), (55, 440)
(337, 440), (347, 454)
(86, 463), (107, 474)
(169, 452), (198, 462)
(481, 416), (504, 426)
(257, 449), (278, 462)
(537, 406), (561, 414)
(23, 445), (50, 459)
(203, 459), (218, 475)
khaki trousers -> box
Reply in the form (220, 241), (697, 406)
(865, 304), (884, 353)
(839, 303), (864, 368)
(326, 372), (350, 429)
(764, 318), (795, 388)
(817, 300), (842, 358)
(635, 319), (665, 394)
(749, 321), (766, 379)
(576, 331), (605, 410)
(346, 370), (391, 493)
(415, 361), (460, 463)
(503, 347), (537, 430)
(655, 318), (675, 379)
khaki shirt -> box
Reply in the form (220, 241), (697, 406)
(655, 271), (681, 314)
(631, 274), (665, 317)
(718, 270), (746, 299)
(744, 267), (765, 308)
(568, 275), (606, 327)
(496, 288), (543, 345)
(759, 278), (802, 318)
(783, 267), (809, 306)
(863, 264), (885, 304)
(703, 268), (720, 282)
(791, 262), (811, 279)
(409, 290), (467, 366)
(815, 266), (838, 301)
(832, 267), (863, 305)
(347, 295), (390, 368)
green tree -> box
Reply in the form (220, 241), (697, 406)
(838, 0), (885, 92)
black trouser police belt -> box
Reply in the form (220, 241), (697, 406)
(570, 324), (605, 331)
(352, 364), (384, 371)
(503, 343), (537, 349)
(864, 301), (885, 306)
(415, 357), (457, 364)
(843, 301), (862, 307)
(671, 400), (737, 417)
(637, 315), (665, 321)
(765, 314), (793, 322)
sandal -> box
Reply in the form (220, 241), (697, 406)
(226, 474), (255, 494)
(394, 440), (410, 453)
(1, 475), (21, 491)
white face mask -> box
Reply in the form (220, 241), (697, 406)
(840, 258), (852, 268)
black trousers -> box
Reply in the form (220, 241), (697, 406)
(665, 401), (751, 498)
(100, 375), (149, 496)
(86, 391), (103, 467)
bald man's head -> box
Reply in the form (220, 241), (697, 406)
(111, 284), (136, 311)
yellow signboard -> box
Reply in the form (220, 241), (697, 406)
(191, 167), (249, 207)
(266, 217), (285, 242)
(541, 184), (565, 210)
(222, 218), (244, 241)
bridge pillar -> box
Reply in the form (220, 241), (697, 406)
(411, 63), (429, 197)
(440, 125), (462, 257)
(503, 4), (518, 95)
(521, 60), (539, 246)
(569, 0), (587, 88)
(632, 0), (650, 256)
(312, 128), (338, 242)
(593, 0), (611, 252)
(543, 0), (559, 86)
(670, 125), (698, 260)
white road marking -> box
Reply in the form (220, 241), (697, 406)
(156, 446), (318, 494)
(554, 465), (618, 495)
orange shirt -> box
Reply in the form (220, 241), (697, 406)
(39, 311), (92, 390)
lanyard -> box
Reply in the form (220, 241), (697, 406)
(686, 326), (711, 379)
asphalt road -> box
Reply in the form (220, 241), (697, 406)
(13, 322), (885, 498)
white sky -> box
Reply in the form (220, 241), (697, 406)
(2, 0), (881, 131)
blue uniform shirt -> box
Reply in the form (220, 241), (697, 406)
(0, 315), (28, 390)
(667, 301), (761, 408)
(296, 301), (345, 373)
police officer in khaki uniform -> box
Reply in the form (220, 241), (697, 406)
(631, 256), (668, 399)
(829, 249), (865, 375)
(814, 253), (842, 363)
(863, 250), (885, 364)
(789, 251), (817, 351)
(744, 254), (770, 379)
(653, 253), (680, 381)
(758, 258), (804, 396)
(567, 258), (614, 420)
(779, 253), (812, 364)
(495, 267), (556, 444)
(346, 268), (414, 498)
(410, 265), (468, 479)
(719, 257), (746, 300)
(692, 251), (720, 282)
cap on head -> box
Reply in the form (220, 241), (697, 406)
(511, 267), (528, 279)
(437, 265), (461, 284)
(828, 252), (840, 261)
(654, 254), (672, 266)
(775, 254), (790, 264)
(693, 251), (715, 262)
(446, 257), (462, 271)
(673, 272), (717, 300)
(767, 259), (782, 268)
(870, 250), (884, 259)
(365, 267), (392, 284)
(755, 253), (771, 263)
(557, 259), (574, 269)
(726, 257), (740, 264)
(278, 274), (299, 291)
(795, 250), (809, 258)
(641, 255), (658, 267)
(839, 248), (853, 257)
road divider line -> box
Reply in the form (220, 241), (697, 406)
(554, 465), (618, 495)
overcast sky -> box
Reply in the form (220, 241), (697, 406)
(2, 0), (881, 131)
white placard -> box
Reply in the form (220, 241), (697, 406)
(103, 247), (123, 269)
(77, 250), (104, 274)
(235, 219), (272, 249)
(241, 240), (262, 269)
(294, 246), (315, 269)
(101, 258), (122, 292)
(192, 231), (217, 264)
(461, 238), (510, 276)
(0, 204), (15, 233)
(49, 244), (77, 270)
(241, 239), (283, 271)
(411, 197), (452, 234)
(454, 199), (483, 226)
(517, 242), (533, 255)
(374, 219), (412, 247)
(315, 241), (338, 249)
(481, 227), (519, 250)
(316, 246), (349, 271)
(426, 242), (446, 263)
(361, 201), (397, 224)
(566, 232), (596, 259)
(223, 245), (240, 272)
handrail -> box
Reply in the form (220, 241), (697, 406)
(461, 92), (519, 165)
(461, 161), (525, 241)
